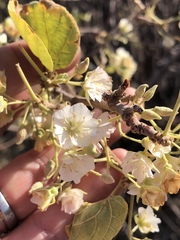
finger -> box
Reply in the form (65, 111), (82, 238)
(0, 147), (55, 219)
(0, 40), (81, 98)
(0, 146), (126, 220)
(2, 205), (73, 240)
(1, 148), (126, 240)
(76, 148), (126, 202)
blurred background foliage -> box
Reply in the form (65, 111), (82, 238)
(0, 0), (180, 239)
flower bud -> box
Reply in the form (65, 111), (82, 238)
(141, 109), (162, 120)
(75, 57), (89, 74)
(44, 159), (56, 179)
(134, 84), (149, 100)
(16, 127), (27, 145)
(152, 106), (173, 117)
(101, 173), (115, 184)
(39, 88), (49, 102)
(143, 85), (158, 102)
(0, 70), (7, 94)
(82, 143), (103, 157)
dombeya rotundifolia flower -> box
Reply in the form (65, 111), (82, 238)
(58, 188), (86, 214)
(121, 151), (154, 183)
(59, 152), (95, 184)
(29, 182), (58, 211)
(53, 103), (115, 149)
(82, 66), (112, 107)
(134, 206), (161, 234)
(142, 137), (171, 158)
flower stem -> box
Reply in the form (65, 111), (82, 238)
(16, 63), (39, 102)
(103, 137), (111, 171)
(172, 123), (180, 133)
(15, 63), (52, 113)
(110, 178), (122, 196)
(118, 121), (142, 144)
(163, 91), (180, 136)
(21, 104), (31, 125)
(127, 195), (135, 239)
(19, 44), (48, 81)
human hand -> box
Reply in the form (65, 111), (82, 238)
(0, 41), (133, 240)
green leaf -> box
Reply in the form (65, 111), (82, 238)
(8, 0), (80, 72)
(66, 195), (128, 240)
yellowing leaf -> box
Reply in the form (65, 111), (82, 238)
(66, 195), (128, 240)
(8, 0), (80, 72)
(8, 0), (53, 71)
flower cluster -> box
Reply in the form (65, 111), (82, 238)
(1, 1), (179, 240)
(121, 137), (180, 209)
(106, 47), (137, 80)
(53, 102), (115, 184)
(28, 67), (116, 214)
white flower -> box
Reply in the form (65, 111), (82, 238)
(134, 206), (161, 234)
(83, 67), (112, 104)
(29, 182), (58, 211)
(121, 151), (154, 183)
(0, 96), (7, 113)
(143, 138), (171, 158)
(0, 33), (7, 45)
(127, 183), (140, 196)
(118, 18), (133, 33)
(109, 47), (137, 80)
(53, 103), (115, 149)
(59, 153), (95, 184)
(58, 188), (85, 214)
(96, 112), (116, 141)
(167, 155), (180, 173)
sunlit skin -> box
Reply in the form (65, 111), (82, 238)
(0, 41), (135, 240)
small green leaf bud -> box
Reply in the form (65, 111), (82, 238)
(134, 84), (149, 100)
(39, 88), (49, 102)
(75, 58), (89, 74)
(143, 85), (158, 102)
(36, 128), (45, 138)
(0, 70), (7, 94)
(152, 106), (173, 117)
(141, 109), (162, 120)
